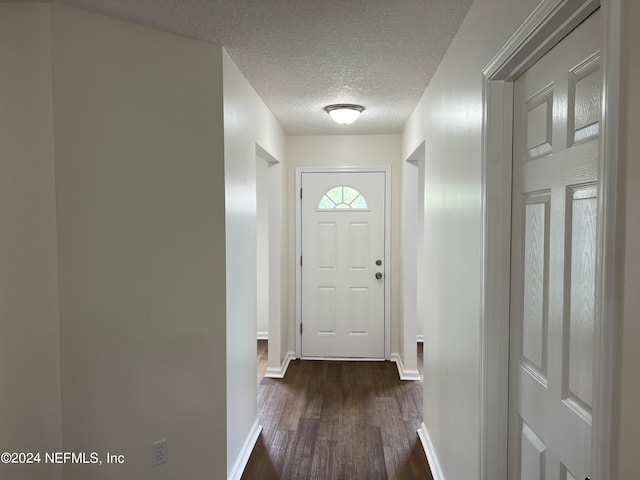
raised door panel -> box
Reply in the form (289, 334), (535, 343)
(317, 223), (337, 269)
(521, 422), (547, 480)
(564, 185), (597, 418)
(522, 195), (550, 381)
(525, 86), (554, 159)
(569, 55), (601, 144)
(561, 464), (578, 480)
(317, 287), (337, 334)
(348, 223), (369, 270)
(348, 287), (368, 334)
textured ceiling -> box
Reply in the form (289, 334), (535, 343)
(56, 0), (474, 135)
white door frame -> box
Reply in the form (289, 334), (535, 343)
(401, 142), (427, 377)
(295, 166), (392, 360)
(480, 1), (619, 479)
(255, 144), (285, 376)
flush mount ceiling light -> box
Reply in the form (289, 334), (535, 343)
(324, 104), (365, 125)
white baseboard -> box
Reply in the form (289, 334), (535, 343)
(301, 356), (384, 361)
(390, 353), (421, 381)
(228, 419), (262, 480)
(256, 331), (268, 340)
(264, 350), (295, 378)
(416, 334), (424, 343)
(417, 422), (445, 480)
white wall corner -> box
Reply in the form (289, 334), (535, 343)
(228, 420), (262, 480)
(417, 422), (446, 480)
(391, 353), (421, 381)
(256, 332), (268, 340)
(264, 351), (295, 379)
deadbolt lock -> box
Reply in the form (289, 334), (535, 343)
(376, 259), (382, 266)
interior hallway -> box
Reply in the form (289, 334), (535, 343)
(244, 342), (430, 479)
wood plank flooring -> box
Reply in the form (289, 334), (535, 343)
(243, 342), (431, 480)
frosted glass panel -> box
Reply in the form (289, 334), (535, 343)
(343, 186), (359, 204)
(318, 186), (368, 210)
(327, 187), (343, 204)
(318, 196), (334, 209)
(351, 196), (367, 209)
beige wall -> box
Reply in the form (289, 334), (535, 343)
(612, 0), (640, 477)
(0, 5), (63, 480)
(286, 135), (402, 355)
(52, 5), (227, 479)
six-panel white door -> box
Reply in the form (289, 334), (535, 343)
(509, 9), (601, 480)
(301, 172), (385, 358)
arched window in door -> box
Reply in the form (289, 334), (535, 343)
(317, 186), (368, 210)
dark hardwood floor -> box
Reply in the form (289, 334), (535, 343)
(244, 341), (432, 480)
(258, 338), (269, 380)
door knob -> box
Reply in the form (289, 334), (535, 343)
(375, 272), (383, 280)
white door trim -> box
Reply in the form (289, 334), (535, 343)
(401, 142), (426, 377)
(480, 1), (618, 479)
(255, 143), (288, 377)
(295, 167), (392, 360)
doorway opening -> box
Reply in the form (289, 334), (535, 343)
(255, 144), (285, 377)
(399, 141), (427, 380)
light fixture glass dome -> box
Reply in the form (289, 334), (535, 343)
(324, 104), (364, 125)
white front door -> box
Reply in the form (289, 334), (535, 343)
(509, 9), (601, 480)
(301, 171), (386, 358)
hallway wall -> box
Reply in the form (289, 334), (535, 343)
(52, 5), (228, 479)
(222, 51), (287, 476)
(401, 0), (540, 477)
(0, 5), (63, 480)
(287, 135), (402, 356)
(1, 5), (287, 480)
